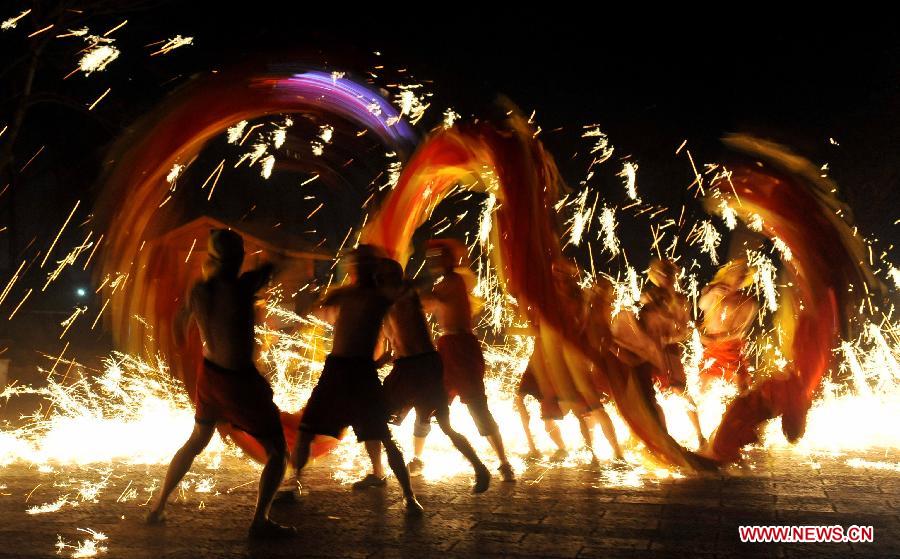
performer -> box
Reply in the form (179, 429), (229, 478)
(639, 259), (706, 448)
(415, 239), (515, 482)
(698, 258), (758, 392)
(290, 246), (423, 515)
(515, 330), (623, 463)
(146, 229), (295, 538)
(353, 258), (491, 493)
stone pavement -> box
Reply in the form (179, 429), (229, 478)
(0, 448), (898, 558)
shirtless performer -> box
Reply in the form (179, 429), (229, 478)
(291, 245), (423, 515)
(698, 258), (758, 392)
(415, 240), (515, 482)
(146, 229), (295, 538)
(639, 259), (706, 448)
(353, 258), (491, 493)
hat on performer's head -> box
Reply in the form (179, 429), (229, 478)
(205, 229), (244, 277)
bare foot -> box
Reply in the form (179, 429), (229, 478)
(473, 466), (491, 494)
(248, 519), (298, 539)
(145, 509), (167, 525)
(498, 463), (516, 483)
(405, 496), (424, 516)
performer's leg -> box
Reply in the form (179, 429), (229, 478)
(408, 411), (431, 475)
(147, 421), (215, 522)
(679, 390), (707, 448)
(352, 440), (387, 489)
(543, 419), (567, 452)
(249, 435), (297, 537)
(467, 398), (514, 482)
(365, 440), (385, 478)
(591, 407), (624, 460)
(435, 408), (490, 492)
(514, 394), (539, 455)
(291, 430), (315, 473)
(382, 435), (423, 514)
(576, 414), (596, 459)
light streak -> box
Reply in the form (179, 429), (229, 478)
(40, 200), (80, 268)
(1, 8), (31, 30)
(149, 35), (193, 56)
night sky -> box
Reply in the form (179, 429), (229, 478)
(1, 4), (898, 353)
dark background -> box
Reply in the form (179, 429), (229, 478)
(0, 3), (898, 365)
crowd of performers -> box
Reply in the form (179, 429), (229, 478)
(145, 228), (760, 538)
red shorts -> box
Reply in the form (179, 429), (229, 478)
(517, 368), (564, 420)
(437, 332), (488, 405)
(701, 339), (749, 387)
(194, 359), (282, 441)
(383, 351), (449, 424)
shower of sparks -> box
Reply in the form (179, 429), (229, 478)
(582, 126), (614, 164)
(443, 108), (461, 128)
(889, 266), (900, 290)
(1, 8), (31, 30)
(77, 37), (120, 75)
(319, 124), (334, 144)
(570, 191), (595, 247)
(772, 237), (793, 261)
(149, 35), (194, 56)
(687, 220), (721, 265)
(718, 199), (737, 230)
(165, 163), (184, 187)
(259, 155), (275, 179)
(389, 85), (431, 125)
(598, 205), (620, 255)
(226, 121), (247, 144)
(619, 161), (639, 201)
(746, 250), (778, 313)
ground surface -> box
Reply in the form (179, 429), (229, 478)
(1, 448), (898, 558)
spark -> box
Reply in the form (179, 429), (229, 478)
(0, 259), (26, 307)
(300, 174), (319, 186)
(330, 71), (345, 84)
(166, 163), (184, 187)
(1, 9), (30, 30)
(184, 238), (197, 263)
(226, 121), (247, 144)
(319, 124), (334, 144)
(772, 237), (793, 261)
(443, 108), (461, 128)
(582, 126), (614, 163)
(86, 88), (110, 111)
(78, 37), (120, 75)
(8, 288), (32, 320)
(618, 161), (639, 201)
(718, 199), (737, 230)
(102, 21), (127, 37)
(746, 250), (778, 312)
(687, 220), (721, 265)
(27, 24), (54, 38)
(889, 266), (900, 290)
(259, 155), (275, 179)
(149, 35), (193, 56)
(598, 206), (620, 256)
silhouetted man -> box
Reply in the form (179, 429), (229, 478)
(147, 229), (294, 538)
(291, 245), (423, 515)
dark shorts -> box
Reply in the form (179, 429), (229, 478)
(517, 368), (564, 420)
(300, 354), (391, 442)
(383, 351), (449, 425)
(437, 332), (488, 405)
(194, 359), (283, 442)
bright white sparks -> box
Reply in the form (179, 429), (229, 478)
(1, 8), (30, 30)
(78, 37), (119, 75)
(619, 161), (639, 201)
(150, 35), (194, 56)
(598, 206), (620, 255)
